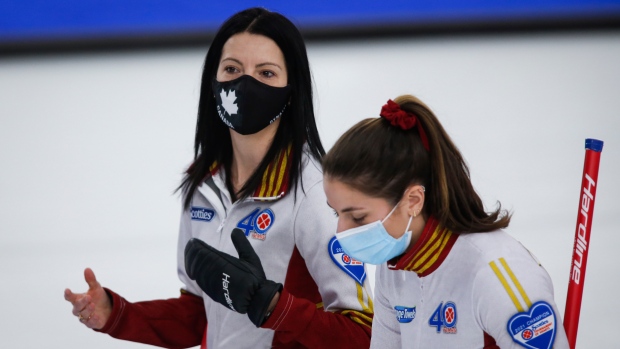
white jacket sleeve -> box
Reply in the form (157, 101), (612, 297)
(473, 250), (569, 348)
(293, 180), (374, 314)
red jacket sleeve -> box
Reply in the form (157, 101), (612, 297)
(262, 288), (372, 348)
(96, 288), (206, 349)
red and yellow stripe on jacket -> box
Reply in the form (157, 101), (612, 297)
(253, 144), (292, 199)
(337, 283), (374, 331)
(389, 216), (459, 276)
(208, 144), (292, 201)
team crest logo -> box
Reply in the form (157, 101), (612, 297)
(395, 306), (416, 323)
(428, 301), (457, 334)
(236, 208), (275, 241)
(328, 236), (366, 285)
(507, 301), (556, 349)
(190, 206), (215, 222)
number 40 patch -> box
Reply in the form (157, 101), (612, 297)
(236, 208), (275, 241)
(428, 301), (458, 334)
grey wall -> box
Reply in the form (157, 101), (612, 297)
(1, 31), (618, 348)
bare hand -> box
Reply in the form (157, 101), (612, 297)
(64, 268), (112, 329)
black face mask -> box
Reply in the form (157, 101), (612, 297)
(212, 75), (292, 135)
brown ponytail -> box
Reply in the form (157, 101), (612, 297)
(322, 94), (510, 233)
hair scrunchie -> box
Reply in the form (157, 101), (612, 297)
(380, 99), (430, 151)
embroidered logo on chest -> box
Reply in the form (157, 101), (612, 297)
(395, 306), (416, 323)
(236, 208), (275, 240)
(428, 301), (458, 334)
(507, 301), (556, 349)
(328, 236), (366, 285)
(190, 206), (215, 222)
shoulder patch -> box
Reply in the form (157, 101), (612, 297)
(507, 301), (557, 349)
(328, 236), (366, 285)
(191, 206), (215, 222)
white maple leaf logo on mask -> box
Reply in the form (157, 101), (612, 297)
(220, 89), (238, 115)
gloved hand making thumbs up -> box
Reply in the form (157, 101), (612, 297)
(184, 228), (283, 327)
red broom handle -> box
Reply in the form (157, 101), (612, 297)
(564, 138), (604, 348)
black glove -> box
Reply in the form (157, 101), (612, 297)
(184, 228), (283, 327)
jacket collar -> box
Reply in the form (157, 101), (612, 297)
(208, 144), (292, 202)
(388, 216), (459, 277)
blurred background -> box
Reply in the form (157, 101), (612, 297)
(1, 1), (619, 348)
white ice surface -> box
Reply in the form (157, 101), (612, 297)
(1, 31), (619, 348)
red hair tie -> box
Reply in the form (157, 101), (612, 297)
(380, 99), (430, 151)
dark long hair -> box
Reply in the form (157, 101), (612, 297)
(322, 94), (510, 233)
(179, 7), (325, 208)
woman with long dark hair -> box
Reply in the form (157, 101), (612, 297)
(322, 95), (569, 348)
(64, 8), (373, 348)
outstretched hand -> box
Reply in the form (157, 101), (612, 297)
(185, 228), (282, 327)
(64, 268), (112, 329)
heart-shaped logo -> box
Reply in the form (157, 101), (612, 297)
(507, 301), (556, 349)
(328, 236), (366, 285)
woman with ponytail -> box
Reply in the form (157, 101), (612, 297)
(323, 95), (568, 348)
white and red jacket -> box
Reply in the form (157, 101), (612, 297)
(98, 149), (373, 348)
(371, 217), (568, 349)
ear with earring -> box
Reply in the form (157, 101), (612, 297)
(408, 185), (425, 219)
(414, 185), (425, 218)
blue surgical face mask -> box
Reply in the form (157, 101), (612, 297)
(336, 202), (413, 265)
